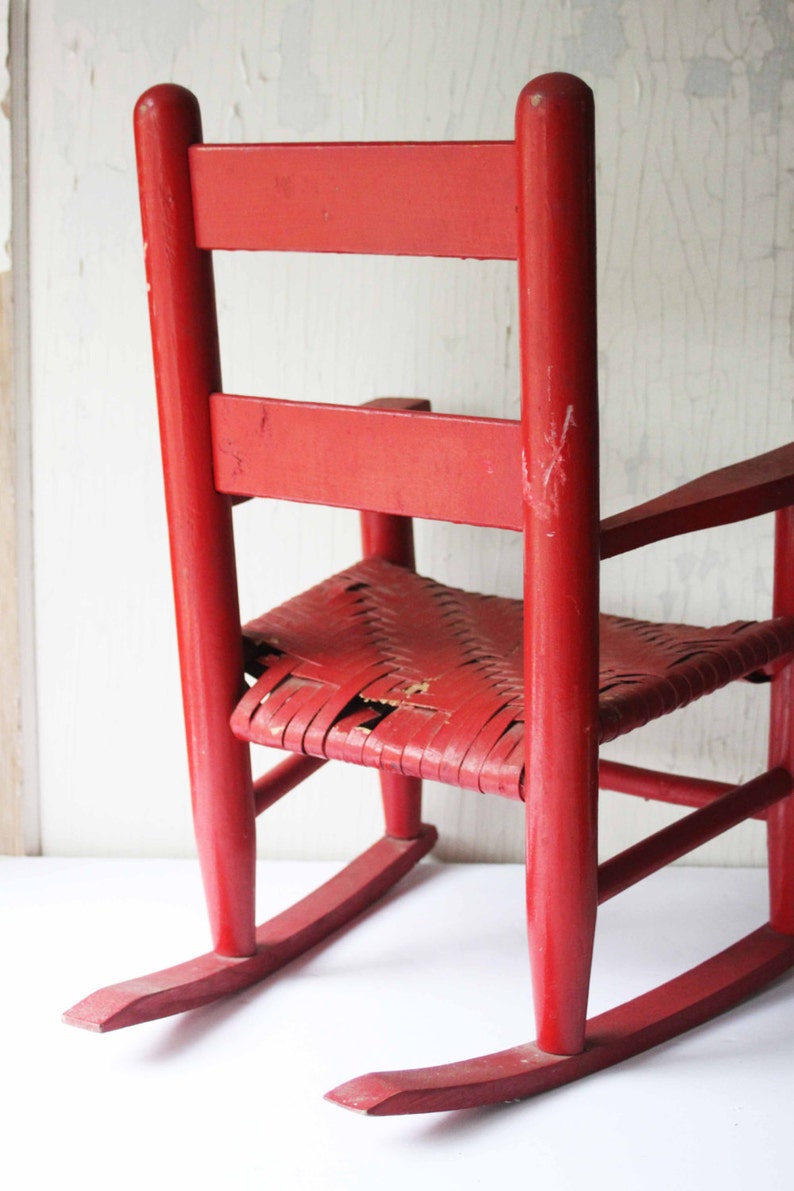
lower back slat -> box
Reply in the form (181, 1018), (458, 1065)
(210, 393), (523, 528)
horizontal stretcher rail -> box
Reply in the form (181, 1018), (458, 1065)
(189, 141), (517, 259)
(210, 393), (524, 529)
(253, 755), (327, 815)
(600, 758), (740, 811)
(597, 767), (794, 904)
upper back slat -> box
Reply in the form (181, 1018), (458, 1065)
(189, 142), (517, 258)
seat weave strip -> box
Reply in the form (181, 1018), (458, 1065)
(233, 557), (794, 799)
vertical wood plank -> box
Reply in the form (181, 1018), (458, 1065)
(0, 0), (34, 855)
(0, 266), (22, 854)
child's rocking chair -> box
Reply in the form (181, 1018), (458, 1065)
(64, 73), (794, 1115)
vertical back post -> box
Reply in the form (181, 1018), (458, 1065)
(134, 85), (256, 957)
(516, 74), (600, 1054)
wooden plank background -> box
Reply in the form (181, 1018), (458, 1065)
(0, 0), (24, 855)
(0, 266), (22, 854)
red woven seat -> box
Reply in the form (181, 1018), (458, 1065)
(235, 557), (794, 797)
(65, 74), (794, 1117)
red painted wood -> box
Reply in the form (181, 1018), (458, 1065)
(768, 506), (794, 933)
(216, 403), (794, 544)
(358, 405), (426, 840)
(325, 925), (794, 1114)
(134, 85), (256, 958)
(598, 767), (793, 903)
(600, 442), (794, 559)
(234, 556), (794, 798)
(599, 758), (734, 810)
(210, 393), (523, 528)
(358, 398), (430, 571)
(517, 73), (600, 1056)
(63, 827), (437, 1032)
(253, 754), (326, 816)
(220, 404), (794, 547)
(359, 514), (417, 571)
(598, 759), (774, 822)
(190, 142), (517, 258)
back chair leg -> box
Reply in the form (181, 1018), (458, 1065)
(768, 506), (794, 934)
(360, 496), (425, 842)
(133, 84), (259, 959)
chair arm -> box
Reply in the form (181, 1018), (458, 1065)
(361, 396), (432, 413)
(600, 442), (794, 559)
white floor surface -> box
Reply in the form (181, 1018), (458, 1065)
(2, 856), (793, 1190)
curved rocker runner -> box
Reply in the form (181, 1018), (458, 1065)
(326, 926), (794, 1115)
(63, 829), (436, 1032)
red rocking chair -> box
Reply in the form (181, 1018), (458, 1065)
(64, 74), (794, 1115)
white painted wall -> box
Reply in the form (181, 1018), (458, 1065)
(29, 0), (794, 863)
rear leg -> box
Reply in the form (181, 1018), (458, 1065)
(360, 490), (427, 843)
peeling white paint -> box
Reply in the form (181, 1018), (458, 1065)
(685, 57), (732, 98)
(748, 0), (794, 120)
(542, 403), (576, 500)
(566, 0), (628, 78)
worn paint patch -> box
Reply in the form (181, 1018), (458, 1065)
(685, 57), (732, 99)
(565, 0), (627, 78)
(54, 0), (201, 72)
(678, 0), (794, 129)
(748, 0), (794, 122)
(540, 403), (576, 517)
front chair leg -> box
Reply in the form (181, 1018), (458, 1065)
(525, 764), (599, 1056)
(379, 772), (424, 840)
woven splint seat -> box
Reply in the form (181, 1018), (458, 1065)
(235, 557), (794, 798)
